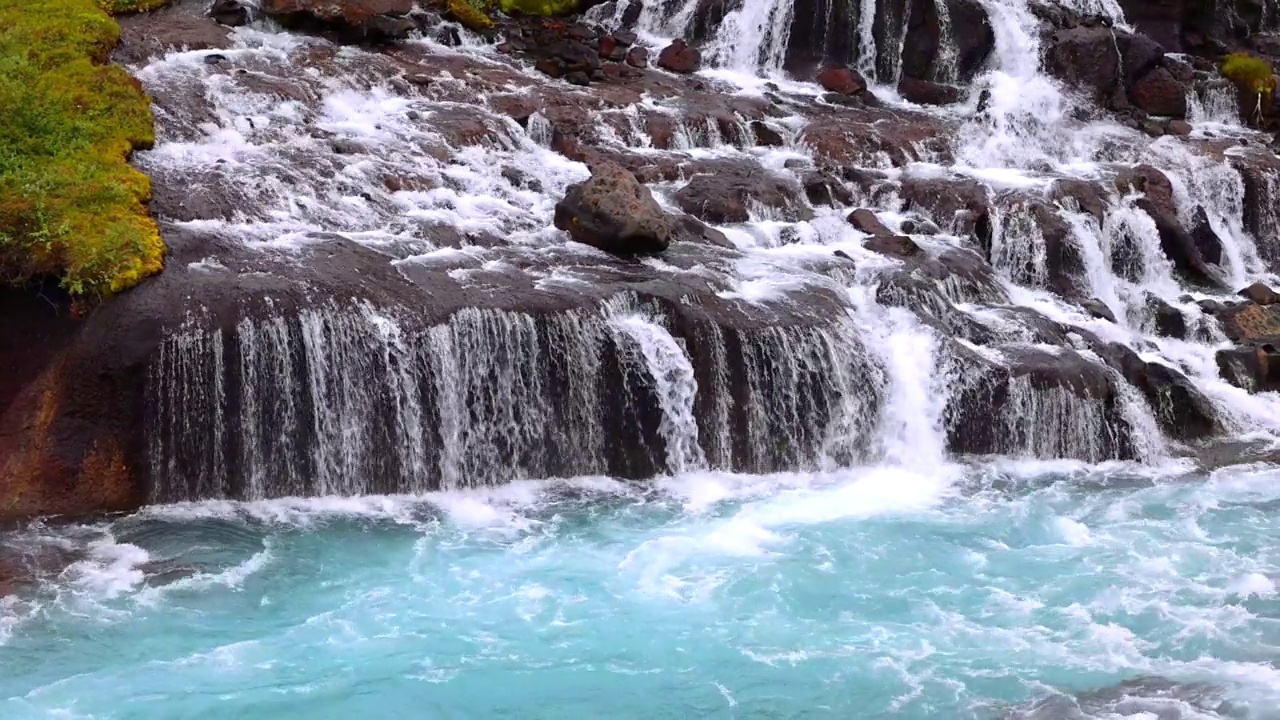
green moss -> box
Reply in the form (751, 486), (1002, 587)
(498, 0), (583, 15)
(96, 0), (170, 13)
(1221, 52), (1276, 123)
(0, 0), (163, 297)
(446, 0), (495, 30)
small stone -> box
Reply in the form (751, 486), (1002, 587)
(208, 0), (249, 26)
(535, 58), (564, 78)
(1166, 119), (1193, 136)
(565, 71), (591, 86)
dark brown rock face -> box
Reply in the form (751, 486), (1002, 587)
(1239, 281), (1280, 305)
(554, 162), (672, 254)
(1130, 67), (1189, 117)
(657, 39), (701, 73)
(260, 0), (415, 40)
(675, 164), (815, 223)
(817, 67), (867, 95)
(897, 76), (964, 105)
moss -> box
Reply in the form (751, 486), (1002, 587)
(498, 0), (583, 15)
(96, 0), (170, 13)
(1221, 52), (1276, 123)
(445, 0), (495, 30)
(0, 0), (163, 297)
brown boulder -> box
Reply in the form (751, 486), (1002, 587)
(1218, 344), (1280, 393)
(657, 39), (701, 73)
(865, 235), (922, 257)
(1239, 281), (1280, 305)
(897, 77), (965, 105)
(1130, 66), (1188, 117)
(816, 67), (867, 95)
(554, 162), (671, 254)
(847, 208), (893, 236)
(1218, 302), (1280, 343)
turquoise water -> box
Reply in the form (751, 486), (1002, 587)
(2, 462), (1278, 719)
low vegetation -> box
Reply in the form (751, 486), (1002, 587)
(0, 0), (163, 297)
(1220, 52), (1276, 124)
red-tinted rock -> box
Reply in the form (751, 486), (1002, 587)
(625, 46), (648, 68)
(847, 208), (893, 236)
(816, 67), (866, 96)
(554, 162), (672, 254)
(657, 39), (701, 73)
(261, 0), (415, 40)
(1131, 66), (1188, 117)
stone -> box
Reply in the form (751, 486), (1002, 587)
(1130, 66), (1188, 117)
(597, 35), (629, 62)
(1239, 281), (1280, 305)
(847, 208), (893, 236)
(208, 0), (250, 26)
(657, 39), (701, 73)
(1095, 342), (1219, 440)
(553, 162), (671, 254)
(674, 163), (814, 224)
(801, 170), (853, 207)
(865, 235), (922, 257)
(1083, 298), (1118, 323)
(1166, 119), (1193, 135)
(816, 67), (867, 95)
(261, 0), (416, 41)
(1145, 294), (1187, 338)
(1116, 165), (1224, 286)
(900, 0), (994, 84)
(1217, 343), (1280, 393)
(897, 77), (965, 105)
(671, 214), (735, 249)
(1218, 302), (1280, 343)
(625, 46), (648, 68)
(750, 121), (785, 146)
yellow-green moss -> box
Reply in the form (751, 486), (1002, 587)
(1221, 52), (1276, 123)
(498, 0), (582, 15)
(446, 0), (494, 30)
(0, 0), (163, 296)
(96, 0), (170, 13)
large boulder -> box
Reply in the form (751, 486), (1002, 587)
(554, 162), (672, 254)
(1130, 66), (1189, 117)
(1217, 343), (1280, 393)
(1094, 342), (1219, 441)
(1044, 25), (1122, 106)
(260, 0), (415, 40)
(657, 39), (701, 73)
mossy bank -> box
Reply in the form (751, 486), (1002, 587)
(0, 0), (163, 298)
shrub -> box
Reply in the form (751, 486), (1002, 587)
(0, 0), (163, 297)
(1221, 52), (1276, 123)
(498, 0), (583, 15)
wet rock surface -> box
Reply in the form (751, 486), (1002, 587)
(6, 0), (1280, 515)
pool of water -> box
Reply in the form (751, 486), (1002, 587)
(2, 461), (1278, 719)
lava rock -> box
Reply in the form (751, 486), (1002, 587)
(1130, 66), (1188, 117)
(865, 235), (922, 257)
(897, 76), (965, 105)
(625, 46), (648, 68)
(1217, 343), (1280, 393)
(847, 208), (893, 236)
(816, 67), (867, 95)
(1083, 298), (1118, 323)
(657, 39), (701, 73)
(1239, 281), (1280, 305)
(208, 0), (250, 26)
(554, 162), (671, 254)
(750, 120), (785, 147)
(674, 164), (814, 224)
(261, 0), (415, 41)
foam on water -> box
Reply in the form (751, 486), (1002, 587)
(2, 464), (1278, 717)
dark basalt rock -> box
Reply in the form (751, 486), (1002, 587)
(801, 170), (854, 207)
(1083, 298), (1118, 322)
(208, 0), (250, 26)
(750, 120), (785, 146)
(1130, 66), (1189, 117)
(847, 208), (893, 236)
(1145, 294), (1188, 338)
(865, 235), (921, 257)
(897, 76), (965, 105)
(674, 164), (815, 224)
(1218, 301), (1280, 343)
(1115, 165), (1224, 287)
(1218, 343), (1280, 393)
(1238, 281), (1280, 305)
(554, 162), (672, 254)
(816, 67), (867, 95)
(1095, 341), (1219, 441)
(261, 0), (416, 41)
(901, 0), (993, 84)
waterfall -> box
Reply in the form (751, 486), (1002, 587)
(609, 313), (707, 473)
